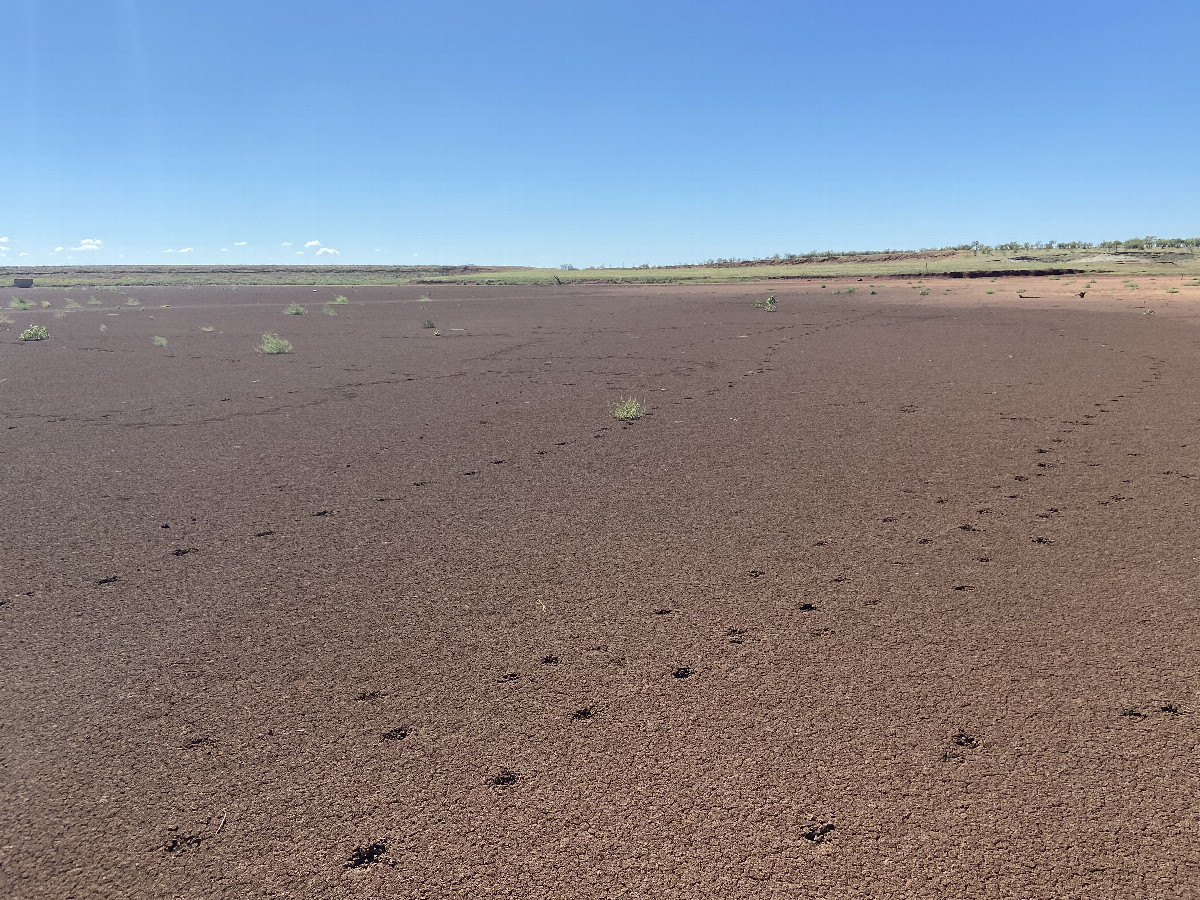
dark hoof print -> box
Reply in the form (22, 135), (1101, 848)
(1031, 537), (1054, 545)
(798, 603), (817, 611)
(1120, 708), (1146, 719)
(500, 673), (520, 682)
(1014, 475), (1028, 482)
(572, 708), (594, 720)
(917, 538), (933, 544)
(1161, 704), (1180, 715)
(161, 523), (170, 529)
(952, 585), (975, 592)
(312, 510), (331, 517)
(672, 667), (692, 679)
(381, 727), (409, 741)
(255, 530), (275, 537)
(952, 730), (978, 748)
(461, 471), (476, 476)
(882, 516), (897, 523)
(172, 548), (198, 556)
(346, 842), (387, 868)
(492, 769), (518, 787)
(976, 557), (991, 563)
(654, 608), (673, 615)
(355, 691), (380, 701)
(800, 822), (835, 843)
(161, 834), (204, 854)
(748, 569), (765, 578)
(97, 576), (120, 585)
(541, 655), (559, 665)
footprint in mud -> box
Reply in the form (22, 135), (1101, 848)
(800, 822), (835, 843)
(798, 603), (818, 611)
(492, 769), (518, 787)
(572, 707), (595, 720)
(255, 530), (275, 537)
(541, 655), (559, 665)
(500, 672), (520, 682)
(381, 727), (409, 741)
(345, 842), (388, 868)
(161, 833), (205, 854)
(672, 667), (693, 679)
(654, 608), (673, 615)
(355, 691), (380, 702)
(952, 730), (978, 748)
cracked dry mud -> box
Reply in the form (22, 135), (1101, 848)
(2, 277), (1199, 898)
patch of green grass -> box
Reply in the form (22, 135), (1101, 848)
(20, 325), (49, 341)
(87, 297), (102, 305)
(100, 324), (108, 333)
(258, 333), (293, 354)
(1167, 288), (1180, 293)
(152, 336), (168, 347)
(845, 287), (856, 294)
(65, 298), (83, 309)
(869, 290), (876, 294)
(323, 306), (337, 315)
(40, 300), (51, 308)
(417, 294), (432, 302)
(126, 298), (141, 306)
(421, 318), (436, 328)
(284, 303), (307, 315)
(610, 397), (645, 421)
(329, 295), (349, 305)
(986, 290), (995, 294)
(201, 325), (215, 332)
(918, 288), (930, 296)
(752, 295), (777, 311)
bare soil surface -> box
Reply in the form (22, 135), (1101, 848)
(3, 277), (1199, 898)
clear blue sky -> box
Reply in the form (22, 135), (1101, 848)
(3, 0), (1198, 267)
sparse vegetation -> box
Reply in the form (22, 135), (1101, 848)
(40, 300), (51, 308)
(87, 297), (102, 305)
(752, 294), (777, 311)
(919, 288), (931, 296)
(329, 295), (349, 305)
(284, 303), (307, 315)
(65, 298), (82, 309)
(126, 298), (141, 306)
(20, 325), (49, 341)
(1167, 288), (1179, 294)
(10, 297), (31, 310)
(100, 324), (108, 333)
(323, 306), (337, 315)
(421, 318), (436, 329)
(201, 326), (215, 332)
(258, 333), (293, 354)
(417, 295), (432, 302)
(610, 397), (646, 420)
(152, 336), (168, 347)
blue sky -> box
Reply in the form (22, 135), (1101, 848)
(3, 0), (1198, 267)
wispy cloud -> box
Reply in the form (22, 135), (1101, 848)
(281, 241), (292, 247)
(19, 252), (28, 257)
(221, 248), (229, 252)
(234, 241), (248, 246)
(305, 240), (321, 248)
(0, 236), (9, 243)
(316, 247), (340, 256)
(72, 238), (102, 251)
(53, 246), (64, 253)
(164, 249), (176, 253)
(179, 247), (193, 253)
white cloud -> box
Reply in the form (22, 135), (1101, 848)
(234, 241), (248, 246)
(295, 251), (303, 255)
(19, 252), (28, 257)
(72, 238), (102, 251)
(282, 242), (292, 247)
(179, 247), (194, 253)
(164, 249), (176, 253)
(0, 236), (9, 243)
(316, 247), (340, 256)
(53, 246), (64, 253)
(221, 248), (229, 252)
(305, 240), (321, 248)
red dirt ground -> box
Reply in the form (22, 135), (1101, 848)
(2, 276), (1199, 899)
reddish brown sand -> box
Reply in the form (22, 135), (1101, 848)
(2, 277), (1199, 899)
